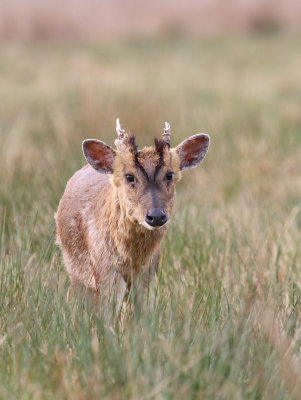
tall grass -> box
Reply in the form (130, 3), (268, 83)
(0, 34), (301, 399)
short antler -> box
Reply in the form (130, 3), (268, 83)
(162, 122), (171, 146)
(116, 118), (126, 140)
(115, 118), (127, 151)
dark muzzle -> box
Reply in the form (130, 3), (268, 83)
(145, 208), (167, 227)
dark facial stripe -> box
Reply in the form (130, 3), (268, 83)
(134, 153), (149, 181)
(154, 138), (167, 179)
(154, 151), (164, 179)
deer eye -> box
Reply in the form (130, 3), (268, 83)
(165, 172), (174, 182)
(126, 174), (136, 184)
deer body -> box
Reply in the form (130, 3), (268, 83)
(56, 120), (210, 301)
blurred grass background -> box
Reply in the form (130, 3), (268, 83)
(0, 4), (301, 398)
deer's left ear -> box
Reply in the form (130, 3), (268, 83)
(174, 134), (210, 171)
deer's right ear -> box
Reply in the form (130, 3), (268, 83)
(82, 140), (116, 174)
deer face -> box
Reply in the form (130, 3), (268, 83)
(83, 120), (210, 230)
(112, 141), (178, 230)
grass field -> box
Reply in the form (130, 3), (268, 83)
(0, 34), (301, 399)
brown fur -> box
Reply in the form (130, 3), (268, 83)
(55, 127), (210, 304)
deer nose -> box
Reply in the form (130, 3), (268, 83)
(145, 208), (167, 227)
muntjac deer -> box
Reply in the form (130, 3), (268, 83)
(55, 120), (210, 303)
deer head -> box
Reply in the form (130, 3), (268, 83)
(82, 119), (210, 230)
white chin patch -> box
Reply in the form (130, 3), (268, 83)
(139, 221), (155, 231)
(139, 221), (168, 231)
